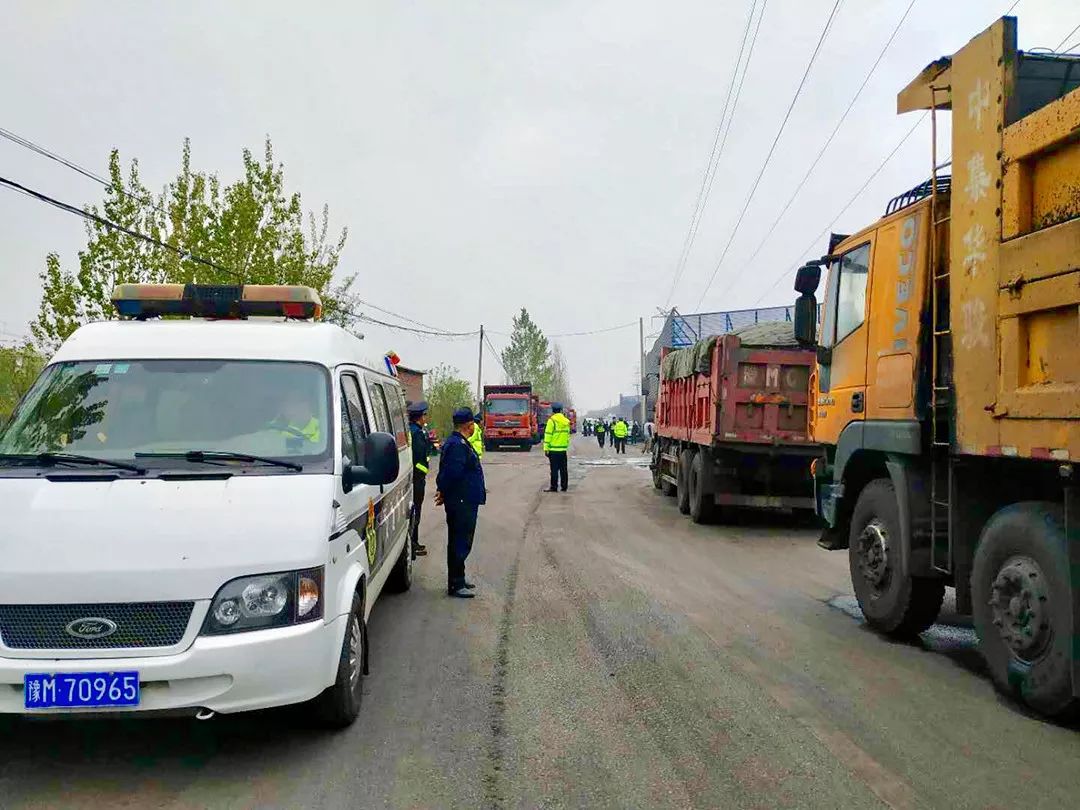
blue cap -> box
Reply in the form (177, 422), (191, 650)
(551, 402), (563, 412)
(452, 407), (475, 425)
(407, 400), (429, 416)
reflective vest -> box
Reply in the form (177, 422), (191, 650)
(595, 422), (606, 433)
(467, 422), (484, 459)
(276, 417), (320, 443)
(613, 420), (628, 438)
(544, 412), (571, 452)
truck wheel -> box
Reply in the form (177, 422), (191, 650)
(971, 502), (1080, 719)
(676, 450), (693, 515)
(848, 479), (944, 638)
(312, 592), (365, 728)
(651, 445), (663, 490)
(386, 534), (413, 593)
(688, 451), (715, 524)
(484, 441), (494, 452)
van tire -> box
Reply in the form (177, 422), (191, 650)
(312, 592), (365, 728)
(971, 502), (1080, 719)
(848, 479), (943, 638)
(676, 450), (693, 516)
(386, 536), (413, 593)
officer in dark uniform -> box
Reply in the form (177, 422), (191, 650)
(435, 407), (486, 599)
(407, 401), (433, 558)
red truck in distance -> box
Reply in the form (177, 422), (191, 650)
(652, 322), (818, 523)
(482, 384), (536, 451)
(567, 408), (577, 434)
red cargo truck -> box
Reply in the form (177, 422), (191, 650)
(652, 322), (817, 523)
(482, 384), (535, 451)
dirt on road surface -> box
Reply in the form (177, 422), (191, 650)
(3, 437), (1080, 809)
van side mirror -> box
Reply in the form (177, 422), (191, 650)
(342, 431), (400, 492)
(794, 293), (818, 346)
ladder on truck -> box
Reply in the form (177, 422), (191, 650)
(929, 86), (953, 575)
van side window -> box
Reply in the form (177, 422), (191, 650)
(368, 381), (393, 435)
(384, 385), (408, 447)
(832, 243), (871, 345)
(340, 374), (370, 465)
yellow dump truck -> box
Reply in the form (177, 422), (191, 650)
(792, 16), (1080, 718)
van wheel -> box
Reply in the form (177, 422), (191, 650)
(688, 451), (715, 524)
(848, 479), (944, 638)
(676, 450), (693, 516)
(312, 593), (365, 728)
(972, 502), (1080, 719)
(387, 536), (413, 593)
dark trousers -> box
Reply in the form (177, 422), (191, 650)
(548, 451), (568, 491)
(615, 437), (626, 453)
(411, 472), (426, 549)
(445, 500), (478, 591)
(597, 433), (606, 448)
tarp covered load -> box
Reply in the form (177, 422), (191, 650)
(660, 322), (798, 380)
(661, 336), (718, 380)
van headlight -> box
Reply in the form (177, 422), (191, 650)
(201, 567), (324, 635)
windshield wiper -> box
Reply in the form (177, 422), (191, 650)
(0, 452), (146, 473)
(134, 450), (303, 471)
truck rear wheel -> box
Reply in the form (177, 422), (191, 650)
(971, 502), (1080, 719)
(688, 451), (715, 524)
(676, 450), (693, 515)
(848, 479), (944, 638)
(651, 445), (663, 491)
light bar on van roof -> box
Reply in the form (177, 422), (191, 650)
(111, 284), (323, 320)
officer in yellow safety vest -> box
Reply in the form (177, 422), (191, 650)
(544, 402), (572, 492)
(271, 390), (320, 445)
(612, 417), (628, 454)
(467, 409), (485, 459)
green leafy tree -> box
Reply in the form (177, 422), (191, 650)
(32, 137), (356, 351)
(0, 343), (45, 423)
(424, 364), (473, 440)
(500, 308), (555, 395)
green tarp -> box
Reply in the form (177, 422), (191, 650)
(660, 322), (798, 381)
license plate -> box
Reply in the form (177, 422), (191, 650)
(24, 671), (140, 710)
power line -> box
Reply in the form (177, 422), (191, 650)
(1054, 21), (1080, 51)
(352, 297), (456, 334)
(693, 0), (843, 310)
(752, 110), (929, 305)
(736, 0), (916, 282)
(664, 0), (762, 307)
(483, 331), (510, 380)
(0, 174), (239, 280)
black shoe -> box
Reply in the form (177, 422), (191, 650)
(447, 587), (475, 599)
(560, 488), (568, 492)
(412, 545), (428, 557)
(546, 488), (558, 493)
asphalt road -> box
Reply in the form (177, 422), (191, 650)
(4, 436), (1080, 809)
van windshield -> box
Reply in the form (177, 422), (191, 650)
(0, 360), (331, 468)
(486, 398), (529, 415)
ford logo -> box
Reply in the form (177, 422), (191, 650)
(64, 617), (118, 640)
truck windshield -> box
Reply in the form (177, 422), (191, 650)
(0, 360), (331, 468)
(486, 398), (529, 415)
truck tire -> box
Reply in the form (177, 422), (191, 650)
(848, 478), (944, 638)
(688, 451), (715, 524)
(651, 446), (663, 491)
(676, 449), (693, 516)
(971, 502), (1080, 719)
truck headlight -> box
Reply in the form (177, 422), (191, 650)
(202, 567), (324, 635)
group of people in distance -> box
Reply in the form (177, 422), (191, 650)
(582, 416), (650, 453)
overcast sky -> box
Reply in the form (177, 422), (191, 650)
(2, 1), (1075, 410)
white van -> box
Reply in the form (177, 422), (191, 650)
(0, 285), (413, 726)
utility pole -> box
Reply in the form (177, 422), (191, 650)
(476, 324), (484, 405)
(639, 316), (645, 421)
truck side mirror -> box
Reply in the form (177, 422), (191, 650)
(794, 262), (822, 295)
(794, 293), (818, 346)
(342, 431), (400, 492)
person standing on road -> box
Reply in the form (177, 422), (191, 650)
(595, 419), (606, 448)
(407, 401), (433, 558)
(544, 402), (572, 492)
(613, 417), (628, 454)
(435, 408), (486, 599)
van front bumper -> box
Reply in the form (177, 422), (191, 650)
(0, 615), (346, 716)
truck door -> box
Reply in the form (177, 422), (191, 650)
(815, 239), (873, 442)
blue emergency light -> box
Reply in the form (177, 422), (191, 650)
(111, 284), (323, 320)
